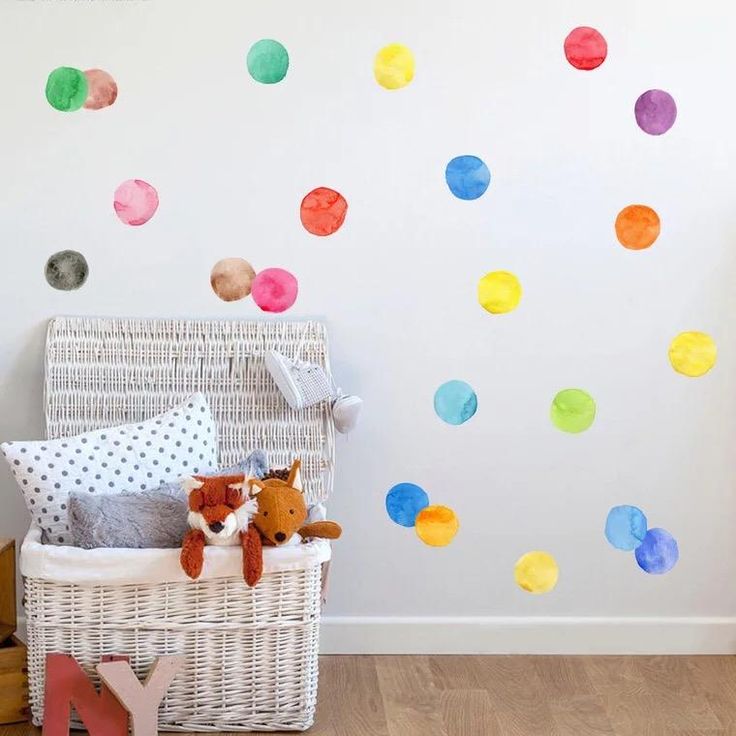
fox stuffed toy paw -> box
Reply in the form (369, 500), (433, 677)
(180, 473), (263, 585)
(245, 458), (341, 586)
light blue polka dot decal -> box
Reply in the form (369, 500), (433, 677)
(386, 482), (429, 527)
(635, 528), (679, 574)
(434, 380), (478, 425)
(445, 155), (491, 200)
(605, 505), (648, 551)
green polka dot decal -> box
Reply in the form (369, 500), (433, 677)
(550, 388), (596, 433)
(247, 39), (289, 84)
(46, 67), (88, 112)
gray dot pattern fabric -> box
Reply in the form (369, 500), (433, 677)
(1, 393), (217, 545)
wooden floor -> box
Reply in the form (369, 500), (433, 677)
(2, 655), (735, 736)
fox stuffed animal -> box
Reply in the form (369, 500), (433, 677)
(245, 459), (341, 586)
(180, 473), (263, 584)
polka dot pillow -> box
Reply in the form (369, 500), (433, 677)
(1, 393), (217, 545)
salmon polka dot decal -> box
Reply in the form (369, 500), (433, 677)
(615, 205), (660, 250)
(114, 180), (159, 226)
(564, 27), (607, 70)
(386, 482), (458, 547)
(300, 187), (348, 236)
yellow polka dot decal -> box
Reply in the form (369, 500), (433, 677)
(415, 505), (459, 547)
(668, 331), (717, 377)
(374, 44), (415, 90)
(478, 270), (522, 314)
(514, 551), (559, 594)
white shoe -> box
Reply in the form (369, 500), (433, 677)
(265, 349), (334, 410)
(332, 394), (363, 434)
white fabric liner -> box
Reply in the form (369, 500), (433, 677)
(20, 525), (331, 586)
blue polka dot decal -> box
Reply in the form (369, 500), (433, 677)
(635, 528), (679, 575)
(434, 380), (478, 425)
(605, 505), (647, 551)
(386, 482), (429, 527)
(604, 505), (679, 575)
(445, 155), (491, 200)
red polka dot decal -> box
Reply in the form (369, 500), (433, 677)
(564, 27), (607, 70)
(300, 187), (348, 236)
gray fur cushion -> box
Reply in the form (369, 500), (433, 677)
(68, 449), (268, 549)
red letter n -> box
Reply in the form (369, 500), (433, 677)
(42, 654), (128, 736)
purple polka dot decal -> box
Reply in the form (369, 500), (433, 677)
(635, 89), (677, 135)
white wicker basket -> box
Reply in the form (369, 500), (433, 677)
(21, 316), (336, 732)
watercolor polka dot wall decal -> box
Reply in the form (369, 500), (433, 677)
(45, 250), (88, 291)
(374, 43), (415, 90)
(386, 482), (429, 527)
(114, 179), (159, 226)
(615, 205), (660, 250)
(83, 69), (118, 110)
(514, 551), (559, 594)
(45, 67), (88, 112)
(247, 39), (289, 84)
(635, 528), (679, 574)
(635, 89), (677, 135)
(415, 505), (459, 547)
(445, 155), (491, 200)
(605, 505), (648, 551)
(434, 380), (478, 425)
(300, 187), (348, 236)
(564, 27), (607, 70)
(477, 270), (522, 314)
(251, 268), (298, 313)
(210, 258), (256, 302)
(550, 389), (596, 433)
(668, 331), (717, 377)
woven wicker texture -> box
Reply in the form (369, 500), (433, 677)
(25, 316), (334, 731)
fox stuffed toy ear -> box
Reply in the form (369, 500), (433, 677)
(180, 473), (263, 585)
(245, 459), (341, 587)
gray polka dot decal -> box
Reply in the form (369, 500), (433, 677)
(0, 393), (216, 545)
(45, 250), (88, 290)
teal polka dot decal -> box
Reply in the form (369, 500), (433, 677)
(386, 483), (429, 527)
(434, 380), (477, 425)
(247, 39), (289, 84)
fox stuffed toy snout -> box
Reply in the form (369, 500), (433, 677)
(180, 460), (341, 587)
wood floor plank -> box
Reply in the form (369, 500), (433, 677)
(685, 656), (736, 732)
(472, 656), (560, 736)
(439, 689), (502, 736)
(375, 655), (448, 736)
(549, 694), (616, 736)
(635, 656), (723, 733)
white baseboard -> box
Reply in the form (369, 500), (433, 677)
(319, 615), (736, 655)
(19, 614), (736, 655)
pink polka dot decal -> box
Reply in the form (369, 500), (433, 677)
(252, 268), (298, 313)
(114, 179), (159, 226)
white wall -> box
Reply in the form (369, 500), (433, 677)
(2, 0), (736, 653)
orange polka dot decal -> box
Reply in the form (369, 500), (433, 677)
(300, 187), (348, 236)
(615, 205), (660, 250)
